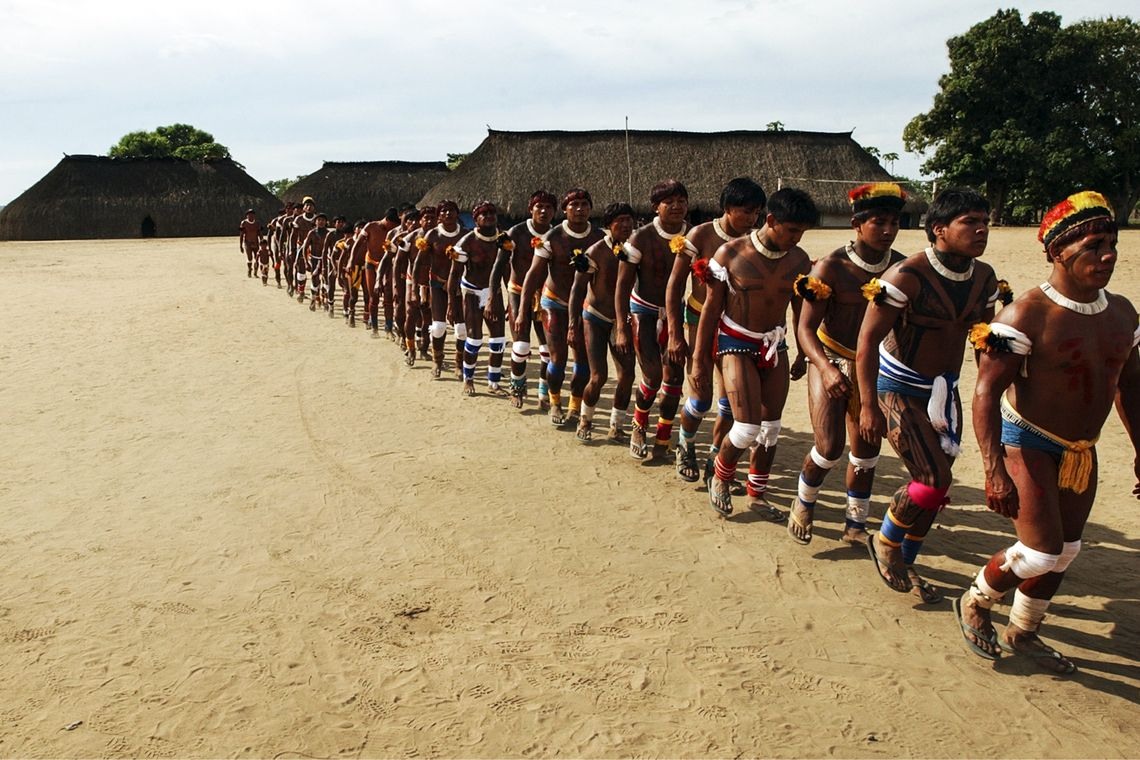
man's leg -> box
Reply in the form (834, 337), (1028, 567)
(629, 315), (662, 459)
(578, 317), (612, 442)
(461, 296), (482, 396)
(788, 362), (847, 544)
(544, 308), (570, 425)
(607, 336), (636, 443)
(707, 354), (763, 517)
(486, 307), (507, 395)
(870, 392), (954, 602)
(507, 293), (531, 408)
(743, 357), (790, 523)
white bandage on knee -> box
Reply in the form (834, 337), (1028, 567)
(727, 421), (763, 449)
(755, 419), (782, 449)
(809, 446), (842, 470)
(999, 541), (1060, 579)
(488, 337), (506, 354)
(1008, 589), (1051, 632)
(539, 344), (550, 362)
(797, 475), (821, 505)
(849, 453), (880, 471)
(454, 323), (468, 341)
(1052, 540), (1081, 573)
(969, 568), (1006, 609)
(430, 320), (448, 339)
(512, 340), (532, 363)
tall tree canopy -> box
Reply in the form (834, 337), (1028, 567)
(109, 124), (232, 162)
(904, 11), (1140, 224)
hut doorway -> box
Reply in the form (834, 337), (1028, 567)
(141, 216), (157, 237)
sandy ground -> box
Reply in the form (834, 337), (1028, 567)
(2, 227), (1139, 759)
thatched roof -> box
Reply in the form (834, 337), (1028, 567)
(283, 161), (450, 222)
(419, 129), (927, 226)
(0, 155), (280, 240)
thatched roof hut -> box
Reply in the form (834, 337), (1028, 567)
(283, 161), (450, 222)
(0, 155), (280, 240)
(420, 129), (926, 227)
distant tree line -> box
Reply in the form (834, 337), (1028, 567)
(904, 10), (1140, 225)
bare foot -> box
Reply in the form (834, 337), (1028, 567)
(607, 425), (627, 443)
(462, 380), (476, 397)
(1003, 627), (1076, 674)
(538, 396), (551, 413)
(510, 388), (525, 409)
(487, 383), (509, 398)
(867, 533), (910, 593)
(840, 525), (869, 546)
(576, 419), (592, 442)
(431, 364), (442, 379)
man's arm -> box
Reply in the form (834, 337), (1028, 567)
(664, 252), (693, 367)
(689, 256), (727, 399)
(1116, 337), (1140, 497)
(613, 260), (637, 355)
(973, 339), (1025, 517)
(567, 270), (590, 347)
(515, 255), (549, 335)
(854, 301), (899, 445)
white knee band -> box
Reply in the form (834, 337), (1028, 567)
(539, 344), (550, 361)
(488, 338), (505, 354)
(430, 321), (447, 339)
(999, 541), (1060, 579)
(454, 323), (468, 341)
(1052, 540), (1081, 573)
(849, 453), (880, 471)
(464, 338), (484, 353)
(809, 446), (842, 470)
(512, 340), (532, 362)
(756, 419), (782, 449)
(727, 421), (762, 449)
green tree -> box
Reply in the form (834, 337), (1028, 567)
(108, 123), (232, 162)
(765, 120), (785, 132)
(264, 176), (305, 197)
(903, 10), (1065, 223)
(446, 152), (469, 170)
(905, 11), (1140, 224)
(1050, 17), (1140, 222)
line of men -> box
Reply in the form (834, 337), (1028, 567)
(239, 184), (1140, 676)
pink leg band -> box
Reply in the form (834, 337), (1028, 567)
(907, 481), (949, 511)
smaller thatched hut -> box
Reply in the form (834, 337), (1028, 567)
(0, 155), (280, 240)
(419, 129), (926, 227)
(283, 161), (450, 222)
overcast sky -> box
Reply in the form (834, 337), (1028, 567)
(0, 0), (1132, 205)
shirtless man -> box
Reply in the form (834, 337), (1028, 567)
(297, 212), (330, 309)
(269, 203), (296, 289)
(290, 197), (318, 301)
(494, 191), (556, 409)
(339, 220), (368, 327)
(665, 178), (766, 483)
(239, 209), (261, 277)
(568, 202), (638, 442)
(956, 191), (1140, 673)
(382, 208), (422, 343)
(449, 201), (510, 396)
(404, 206), (438, 365)
(858, 188), (1000, 604)
(351, 208), (400, 334)
(691, 188), (817, 519)
(322, 216), (349, 315)
(413, 200), (466, 378)
(256, 236), (271, 285)
(517, 189), (604, 424)
(787, 183), (908, 546)
(615, 180), (692, 461)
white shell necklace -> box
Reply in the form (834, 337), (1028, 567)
(1039, 282), (1107, 315)
(527, 220), (549, 239)
(845, 242), (892, 274)
(653, 217), (687, 240)
(437, 223), (461, 238)
(713, 217), (737, 241)
(925, 247), (974, 282)
(473, 228), (501, 242)
(562, 220), (592, 239)
(750, 229), (788, 260)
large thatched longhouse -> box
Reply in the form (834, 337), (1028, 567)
(420, 129), (926, 227)
(283, 161), (450, 222)
(0, 155), (280, 240)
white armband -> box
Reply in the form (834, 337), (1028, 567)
(622, 242), (643, 264)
